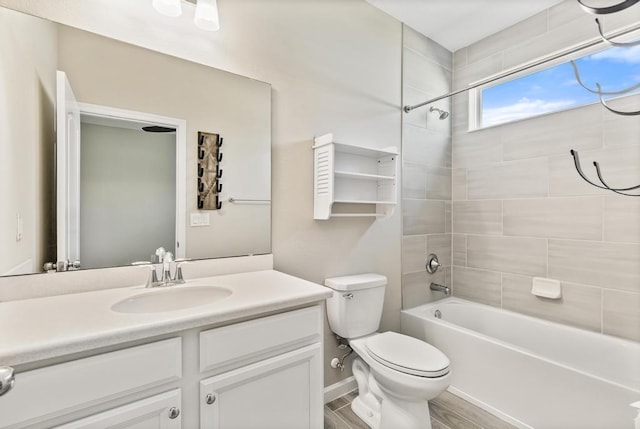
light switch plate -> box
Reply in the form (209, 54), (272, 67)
(190, 212), (210, 227)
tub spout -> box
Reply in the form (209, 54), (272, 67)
(430, 282), (450, 296)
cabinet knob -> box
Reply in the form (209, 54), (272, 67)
(0, 367), (15, 397)
(168, 407), (180, 419)
(206, 393), (217, 405)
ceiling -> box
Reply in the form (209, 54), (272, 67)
(365, 0), (565, 52)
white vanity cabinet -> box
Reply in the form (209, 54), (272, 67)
(200, 344), (321, 429)
(198, 307), (323, 429)
(0, 305), (323, 429)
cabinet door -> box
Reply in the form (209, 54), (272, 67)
(200, 343), (322, 429)
(57, 389), (181, 429)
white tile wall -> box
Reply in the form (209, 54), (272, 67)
(467, 235), (547, 277)
(603, 197), (640, 243)
(548, 239), (640, 293)
(403, 199), (446, 235)
(467, 158), (549, 200)
(603, 289), (640, 342)
(503, 197), (602, 240)
(502, 274), (602, 332)
(453, 200), (502, 235)
(401, 25), (452, 310)
(451, 266), (501, 307)
(451, 0), (640, 342)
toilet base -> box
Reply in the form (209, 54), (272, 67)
(351, 356), (435, 429)
(351, 392), (434, 429)
(351, 394), (380, 428)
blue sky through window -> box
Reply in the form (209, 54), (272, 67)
(481, 45), (640, 127)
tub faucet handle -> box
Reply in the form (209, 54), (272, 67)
(426, 254), (441, 274)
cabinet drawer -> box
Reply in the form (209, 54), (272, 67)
(57, 389), (182, 429)
(200, 306), (321, 373)
(0, 338), (181, 428)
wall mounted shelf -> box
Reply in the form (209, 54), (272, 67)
(312, 133), (398, 220)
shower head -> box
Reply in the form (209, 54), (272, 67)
(429, 106), (449, 120)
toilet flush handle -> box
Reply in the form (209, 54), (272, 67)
(343, 293), (354, 299)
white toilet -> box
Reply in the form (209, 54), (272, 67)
(325, 273), (450, 429)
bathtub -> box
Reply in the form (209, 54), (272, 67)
(401, 298), (640, 429)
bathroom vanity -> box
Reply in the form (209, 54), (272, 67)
(0, 270), (331, 428)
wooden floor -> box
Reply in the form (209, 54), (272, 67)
(325, 390), (517, 429)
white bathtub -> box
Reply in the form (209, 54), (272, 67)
(401, 298), (640, 429)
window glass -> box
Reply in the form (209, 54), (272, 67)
(480, 45), (640, 128)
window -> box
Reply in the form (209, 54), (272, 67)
(478, 45), (640, 128)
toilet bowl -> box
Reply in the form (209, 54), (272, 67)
(349, 332), (450, 429)
(324, 274), (451, 429)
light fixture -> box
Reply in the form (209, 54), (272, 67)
(152, 0), (182, 17)
(194, 0), (220, 31)
(152, 0), (220, 31)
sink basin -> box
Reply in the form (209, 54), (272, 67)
(111, 286), (232, 314)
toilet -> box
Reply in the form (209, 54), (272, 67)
(325, 273), (450, 429)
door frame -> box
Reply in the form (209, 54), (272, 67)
(78, 102), (187, 259)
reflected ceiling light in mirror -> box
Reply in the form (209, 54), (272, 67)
(152, 0), (220, 31)
(194, 0), (220, 31)
(152, 0), (182, 17)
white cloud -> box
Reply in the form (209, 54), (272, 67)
(588, 46), (640, 64)
(483, 97), (577, 127)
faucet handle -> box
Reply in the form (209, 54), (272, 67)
(426, 254), (441, 274)
(132, 262), (160, 288)
(174, 260), (191, 284)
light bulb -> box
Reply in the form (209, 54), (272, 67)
(194, 0), (220, 31)
(153, 0), (182, 17)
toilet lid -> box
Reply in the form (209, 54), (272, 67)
(365, 332), (450, 377)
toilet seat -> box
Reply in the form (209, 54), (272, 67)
(365, 332), (450, 378)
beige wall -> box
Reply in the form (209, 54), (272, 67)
(451, 0), (640, 342)
(0, 0), (403, 387)
(0, 7), (56, 275)
(401, 26), (452, 309)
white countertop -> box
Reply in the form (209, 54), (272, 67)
(0, 270), (332, 366)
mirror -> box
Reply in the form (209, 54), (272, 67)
(0, 6), (271, 277)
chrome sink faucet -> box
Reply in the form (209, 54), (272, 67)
(133, 248), (189, 288)
(152, 252), (188, 287)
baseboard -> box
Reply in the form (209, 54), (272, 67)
(447, 386), (533, 429)
(324, 376), (357, 404)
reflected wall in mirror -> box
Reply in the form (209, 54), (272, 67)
(0, 6), (271, 277)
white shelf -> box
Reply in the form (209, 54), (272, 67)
(334, 200), (396, 205)
(330, 213), (386, 218)
(334, 171), (395, 181)
(313, 133), (398, 220)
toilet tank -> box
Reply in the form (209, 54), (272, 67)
(324, 273), (387, 339)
